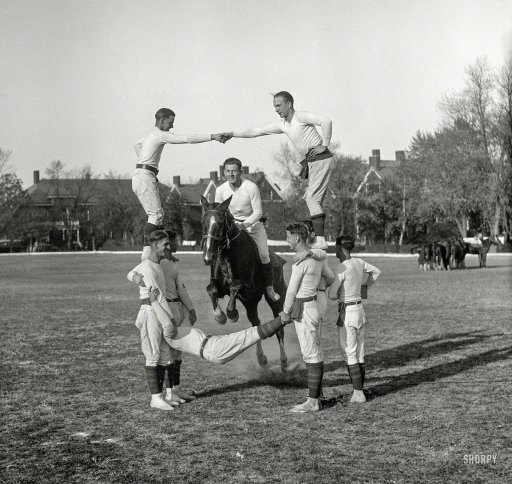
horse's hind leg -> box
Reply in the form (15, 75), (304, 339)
(246, 303), (268, 368)
(226, 280), (241, 323)
(207, 281), (227, 325)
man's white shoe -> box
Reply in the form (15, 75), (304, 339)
(150, 394), (175, 411)
(165, 388), (186, 404)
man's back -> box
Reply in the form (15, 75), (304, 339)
(336, 257), (381, 303)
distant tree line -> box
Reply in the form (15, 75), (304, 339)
(1, 57), (511, 250)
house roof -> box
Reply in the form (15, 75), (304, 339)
(25, 178), (172, 206)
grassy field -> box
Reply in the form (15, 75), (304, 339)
(1, 252), (511, 484)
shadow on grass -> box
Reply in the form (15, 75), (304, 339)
(195, 331), (507, 398)
(370, 345), (512, 398)
(324, 329), (500, 375)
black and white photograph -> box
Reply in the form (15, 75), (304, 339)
(1, 1), (511, 482)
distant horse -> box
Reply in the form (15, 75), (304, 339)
(434, 241), (450, 270)
(200, 196), (288, 370)
(465, 235), (501, 268)
(450, 237), (467, 269)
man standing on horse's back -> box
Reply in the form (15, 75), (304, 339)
(215, 157), (280, 302)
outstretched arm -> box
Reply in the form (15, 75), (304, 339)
(230, 122), (283, 139)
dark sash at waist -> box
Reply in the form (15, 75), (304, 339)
(140, 297), (180, 306)
(136, 164), (159, 176)
(290, 295), (317, 320)
(200, 335), (211, 359)
(299, 148), (333, 179)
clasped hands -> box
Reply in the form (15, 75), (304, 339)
(212, 132), (233, 144)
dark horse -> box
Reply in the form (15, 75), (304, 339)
(200, 195), (288, 370)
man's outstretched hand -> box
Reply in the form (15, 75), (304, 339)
(212, 132), (233, 143)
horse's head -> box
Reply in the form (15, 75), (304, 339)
(200, 195), (233, 265)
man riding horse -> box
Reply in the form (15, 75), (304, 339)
(214, 157), (280, 302)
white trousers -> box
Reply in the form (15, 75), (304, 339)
(304, 156), (334, 216)
(132, 169), (164, 226)
(202, 326), (261, 364)
(338, 304), (366, 365)
(293, 300), (323, 364)
(246, 221), (270, 264)
(135, 306), (172, 367)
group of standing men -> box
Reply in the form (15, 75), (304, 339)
(128, 91), (381, 412)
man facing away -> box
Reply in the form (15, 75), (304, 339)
(281, 223), (330, 413)
(328, 235), (381, 403)
(215, 157), (279, 301)
(226, 91), (334, 249)
(132, 107), (228, 259)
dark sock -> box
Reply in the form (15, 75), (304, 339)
(156, 365), (167, 393)
(306, 362), (324, 398)
(359, 362), (366, 388)
(310, 214), (326, 237)
(257, 317), (284, 340)
(261, 262), (274, 288)
(144, 366), (160, 395)
(348, 364), (363, 391)
(166, 364), (175, 389)
(172, 360), (181, 387)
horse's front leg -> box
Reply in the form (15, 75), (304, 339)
(207, 279), (227, 325)
(246, 303), (268, 369)
(226, 280), (242, 323)
(265, 293), (288, 371)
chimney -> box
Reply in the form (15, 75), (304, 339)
(33, 170), (40, 185)
(372, 149), (381, 159)
(173, 176), (181, 187)
(218, 165), (224, 180)
(395, 150), (405, 162)
(241, 166), (249, 175)
(209, 171), (218, 183)
(369, 155), (379, 169)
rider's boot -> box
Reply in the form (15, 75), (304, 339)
(262, 262), (280, 301)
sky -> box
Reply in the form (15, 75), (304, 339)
(1, 0), (511, 189)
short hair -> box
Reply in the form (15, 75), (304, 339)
(148, 229), (169, 245)
(301, 219), (315, 236)
(223, 157), (242, 170)
(336, 235), (355, 251)
(274, 91), (294, 107)
(166, 229), (177, 241)
(155, 108), (175, 121)
(286, 223), (308, 242)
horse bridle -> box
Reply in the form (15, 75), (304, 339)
(201, 208), (241, 253)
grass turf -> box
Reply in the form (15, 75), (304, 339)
(1, 253), (511, 483)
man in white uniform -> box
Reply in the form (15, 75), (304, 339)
(226, 92), (334, 248)
(215, 157), (279, 301)
(129, 229), (179, 411)
(133, 107), (227, 259)
(130, 275), (291, 365)
(129, 230), (197, 405)
(281, 223), (331, 413)
(328, 235), (381, 403)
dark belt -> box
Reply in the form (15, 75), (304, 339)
(290, 295), (317, 320)
(337, 301), (362, 327)
(140, 297), (180, 305)
(200, 335), (211, 359)
(318, 289), (326, 292)
(136, 164), (159, 176)
(299, 147), (333, 179)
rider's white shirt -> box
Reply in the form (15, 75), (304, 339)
(215, 179), (263, 228)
